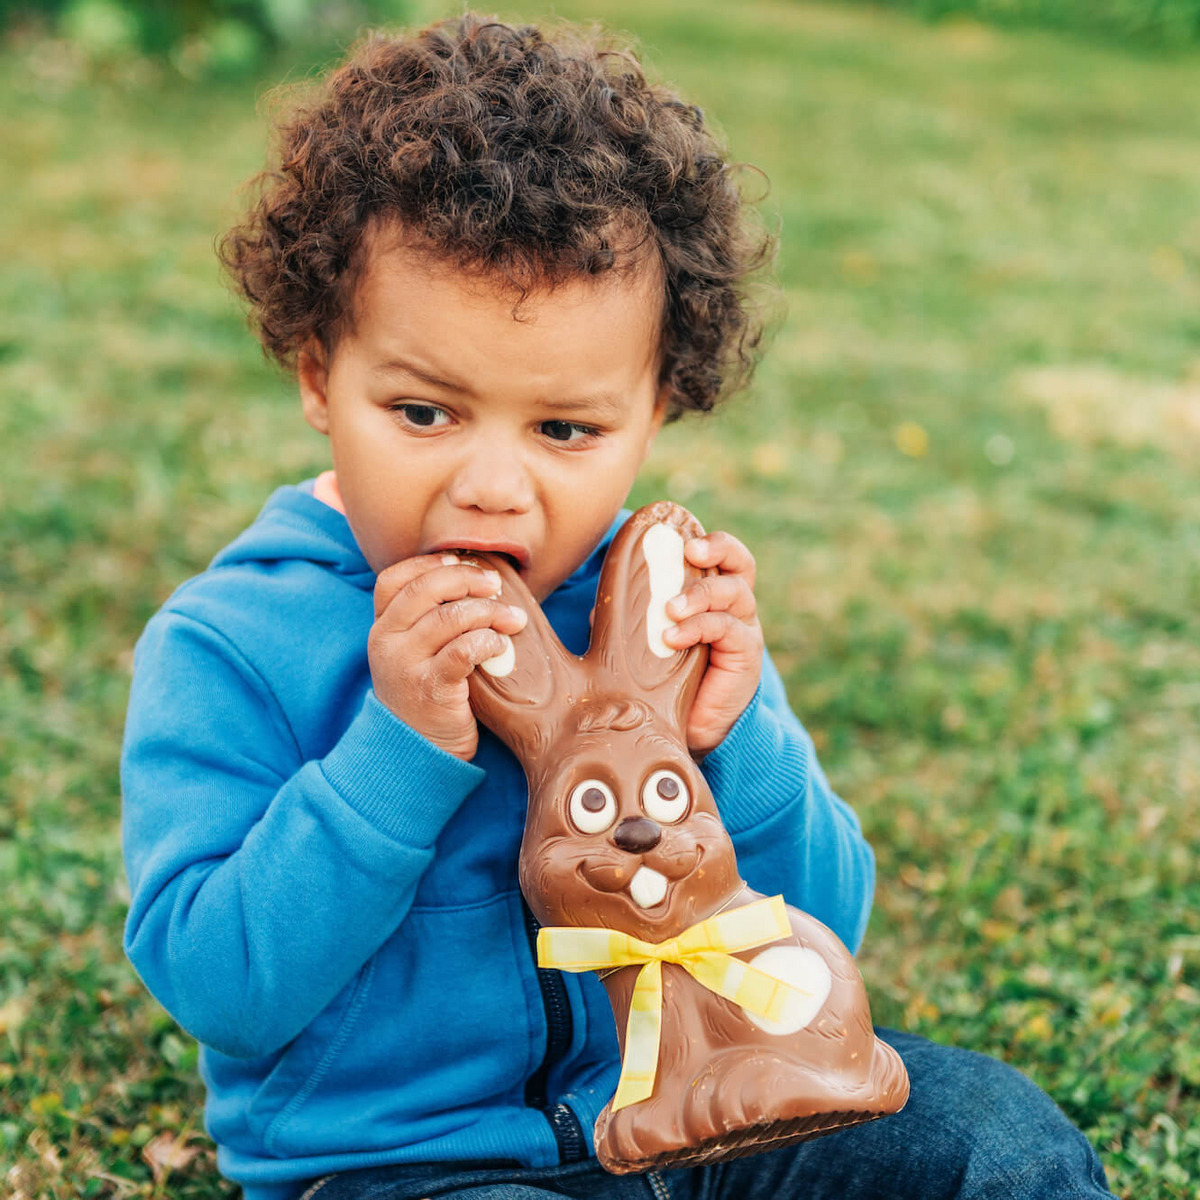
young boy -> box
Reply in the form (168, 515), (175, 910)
(121, 14), (1115, 1200)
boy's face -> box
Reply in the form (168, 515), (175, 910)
(298, 231), (669, 600)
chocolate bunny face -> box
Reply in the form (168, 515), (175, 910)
(467, 502), (742, 938)
(518, 726), (740, 934)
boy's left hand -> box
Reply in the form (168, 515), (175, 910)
(661, 531), (763, 757)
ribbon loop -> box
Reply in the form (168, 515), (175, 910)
(537, 895), (811, 1111)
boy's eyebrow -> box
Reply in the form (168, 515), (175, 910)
(537, 394), (626, 418)
(373, 356), (628, 417)
(372, 357), (470, 392)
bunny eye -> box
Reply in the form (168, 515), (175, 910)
(569, 779), (618, 834)
(642, 770), (689, 824)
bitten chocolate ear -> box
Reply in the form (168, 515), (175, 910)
(465, 553), (572, 759)
(588, 502), (711, 729)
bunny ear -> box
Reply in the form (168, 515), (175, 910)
(466, 553), (570, 757)
(589, 502), (711, 716)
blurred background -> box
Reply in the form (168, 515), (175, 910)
(2, 1), (1198, 1196)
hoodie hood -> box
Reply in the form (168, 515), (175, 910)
(209, 485), (377, 592)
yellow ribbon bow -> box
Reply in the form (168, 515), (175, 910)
(537, 895), (808, 1111)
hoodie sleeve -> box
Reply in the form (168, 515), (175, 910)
(121, 609), (484, 1060)
(699, 651), (875, 954)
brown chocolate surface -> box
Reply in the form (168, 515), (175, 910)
(468, 502), (909, 1173)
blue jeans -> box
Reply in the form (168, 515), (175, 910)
(302, 1030), (1113, 1200)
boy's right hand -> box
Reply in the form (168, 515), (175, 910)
(369, 556), (528, 761)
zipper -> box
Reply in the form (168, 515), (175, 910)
(646, 1171), (671, 1199)
(544, 1099), (587, 1163)
(521, 899), (587, 1162)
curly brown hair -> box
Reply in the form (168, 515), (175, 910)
(219, 13), (774, 417)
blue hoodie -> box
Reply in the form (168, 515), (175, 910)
(121, 484), (875, 1199)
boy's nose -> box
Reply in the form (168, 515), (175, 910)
(448, 444), (535, 514)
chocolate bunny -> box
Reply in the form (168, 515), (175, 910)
(467, 501), (908, 1173)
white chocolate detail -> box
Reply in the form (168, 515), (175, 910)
(642, 523), (686, 658)
(480, 635), (515, 677)
(569, 779), (618, 835)
(629, 866), (668, 909)
(742, 945), (832, 1035)
(642, 769), (689, 824)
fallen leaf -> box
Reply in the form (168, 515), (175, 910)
(0, 995), (29, 1036)
(1023, 1013), (1055, 1042)
(894, 421), (929, 458)
(751, 442), (787, 478)
(29, 1092), (62, 1118)
(141, 1130), (201, 1185)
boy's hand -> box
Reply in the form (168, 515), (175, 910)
(369, 556), (528, 761)
(662, 532), (764, 757)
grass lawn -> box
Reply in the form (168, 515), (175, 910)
(2, 1), (1198, 1195)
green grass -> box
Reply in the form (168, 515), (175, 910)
(3, 2), (1199, 1195)
(855, 0), (1200, 50)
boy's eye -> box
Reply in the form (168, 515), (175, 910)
(541, 419), (598, 443)
(394, 403), (450, 429)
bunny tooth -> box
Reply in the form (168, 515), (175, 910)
(630, 866), (668, 909)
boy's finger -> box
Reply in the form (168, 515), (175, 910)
(407, 597), (527, 653)
(663, 610), (759, 657)
(375, 560), (504, 623)
(683, 532), (756, 587)
(667, 574), (756, 622)
(374, 554), (455, 615)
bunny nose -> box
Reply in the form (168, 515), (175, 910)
(613, 817), (662, 854)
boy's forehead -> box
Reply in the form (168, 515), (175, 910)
(341, 222), (666, 371)
(351, 219), (664, 321)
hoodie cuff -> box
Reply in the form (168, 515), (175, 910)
(700, 682), (810, 835)
(320, 691), (485, 846)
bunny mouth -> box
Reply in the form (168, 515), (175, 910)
(629, 866), (669, 909)
(573, 848), (701, 908)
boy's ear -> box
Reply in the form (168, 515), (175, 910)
(298, 342), (331, 436)
(644, 384), (671, 454)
